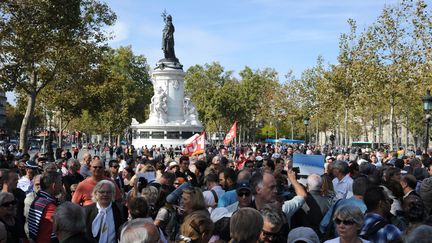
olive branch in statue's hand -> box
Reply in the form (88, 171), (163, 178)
(161, 9), (168, 21)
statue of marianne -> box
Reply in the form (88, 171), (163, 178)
(161, 11), (177, 60)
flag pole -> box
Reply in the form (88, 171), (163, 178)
(233, 120), (237, 161)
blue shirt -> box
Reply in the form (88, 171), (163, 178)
(360, 213), (402, 243)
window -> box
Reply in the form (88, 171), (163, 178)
(140, 132), (149, 139)
(167, 132), (180, 139)
(181, 132), (193, 139)
(151, 131), (165, 139)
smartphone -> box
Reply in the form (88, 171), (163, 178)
(292, 167), (300, 174)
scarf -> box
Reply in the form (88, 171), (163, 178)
(92, 202), (112, 243)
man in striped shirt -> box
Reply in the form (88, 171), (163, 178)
(28, 171), (63, 243)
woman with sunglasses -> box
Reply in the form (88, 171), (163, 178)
(0, 192), (19, 243)
(324, 205), (369, 243)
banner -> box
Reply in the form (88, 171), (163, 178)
(182, 132), (206, 157)
(292, 154), (325, 175)
(223, 121), (237, 145)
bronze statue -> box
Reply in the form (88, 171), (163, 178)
(161, 11), (177, 61)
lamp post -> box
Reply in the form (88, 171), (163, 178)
(303, 117), (310, 145)
(423, 89), (432, 154)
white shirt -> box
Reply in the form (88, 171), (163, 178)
(203, 185), (225, 209)
(119, 159), (127, 172)
(17, 176), (32, 195)
(324, 237), (369, 243)
(332, 174), (353, 200)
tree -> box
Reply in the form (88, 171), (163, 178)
(71, 46), (152, 143)
(185, 62), (235, 132)
(0, 0), (116, 151)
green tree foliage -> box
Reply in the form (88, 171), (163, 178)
(72, 46), (152, 137)
(185, 63), (282, 140)
(0, 0), (116, 151)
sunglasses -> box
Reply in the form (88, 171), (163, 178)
(111, 165), (119, 168)
(1, 200), (16, 207)
(262, 229), (279, 239)
(334, 218), (355, 225)
(237, 191), (251, 197)
(92, 166), (103, 169)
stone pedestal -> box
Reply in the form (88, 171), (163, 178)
(130, 61), (203, 148)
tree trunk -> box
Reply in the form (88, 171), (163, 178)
(405, 115), (409, 148)
(390, 98), (395, 151)
(378, 113), (382, 147)
(58, 113), (62, 148)
(372, 115), (376, 145)
(316, 120), (319, 146)
(363, 119), (369, 142)
(19, 92), (37, 152)
(344, 107), (348, 146)
(291, 118), (294, 140)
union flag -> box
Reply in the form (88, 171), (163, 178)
(223, 121), (237, 145)
(182, 132), (206, 157)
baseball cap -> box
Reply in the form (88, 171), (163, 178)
(236, 180), (251, 191)
(25, 160), (38, 169)
(287, 227), (319, 243)
(168, 161), (178, 168)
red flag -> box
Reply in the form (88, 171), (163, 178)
(223, 121), (237, 145)
(182, 132), (206, 157)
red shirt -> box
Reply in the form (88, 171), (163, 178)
(72, 176), (122, 206)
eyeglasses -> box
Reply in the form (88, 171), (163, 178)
(97, 190), (112, 195)
(111, 165), (119, 168)
(92, 166), (103, 169)
(262, 229), (279, 239)
(1, 200), (16, 207)
(237, 191), (251, 197)
(334, 218), (355, 225)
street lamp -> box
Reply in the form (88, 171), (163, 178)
(303, 117), (310, 145)
(423, 89), (432, 154)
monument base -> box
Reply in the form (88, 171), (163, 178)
(131, 123), (203, 148)
(130, 57), (203, 149)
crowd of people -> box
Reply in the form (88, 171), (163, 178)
(0, 142), (432, 243)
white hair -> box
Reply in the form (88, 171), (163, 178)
(120, 218), (158, 243)
(307, 174), (322, 191)
(91, 180), (116, 202)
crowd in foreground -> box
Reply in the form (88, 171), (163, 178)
(0, 143), (432, 243)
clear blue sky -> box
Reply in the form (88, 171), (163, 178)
(104, 0), (402, 77)
(6, 0), (404, 105)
